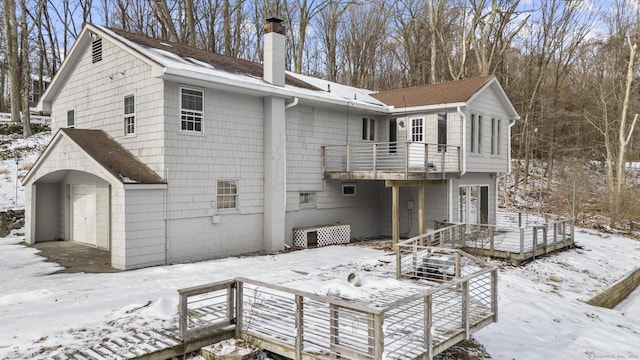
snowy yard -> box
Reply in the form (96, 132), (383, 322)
(0, 225), (639, 359)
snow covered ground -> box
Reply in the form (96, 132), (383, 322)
(0, 131), (50, 210)
(1, 130), (639, 359)
(0, 225), (639, 359)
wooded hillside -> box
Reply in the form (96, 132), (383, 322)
(2, 0), (640, 227)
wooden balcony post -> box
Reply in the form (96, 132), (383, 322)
(404, 142), (409, 179)
(373, 143), (378, 178)
(392, 185), (400, 245)
(346, 144), (351, 172)
(418, 185), (425, 236)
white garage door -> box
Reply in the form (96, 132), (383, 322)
(71, 184), (97, 245)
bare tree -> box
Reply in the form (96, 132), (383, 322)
(3, 0), (21, 125)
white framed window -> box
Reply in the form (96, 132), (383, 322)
(181, 88), (203, 132)
(67, 110), (75, 128)
(124, 95), (135, 135)
(411, 117), (423, 142)
(299, 192), (316, 208)
(438, 113), (447, 152)
(342, 183), (356, 196)
(491, 118), (501, 155)
(471, 113), (482, 154)
(217, 180), (238, 210)
(362, 118), (375, 141)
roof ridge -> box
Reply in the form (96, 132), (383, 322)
(374, 75), (494, 95)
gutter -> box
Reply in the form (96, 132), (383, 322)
(160, 69), (389, 113)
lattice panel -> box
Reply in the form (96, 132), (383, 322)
(293, 224), (350, 248)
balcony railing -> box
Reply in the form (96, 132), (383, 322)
(322, 142), (460, 180)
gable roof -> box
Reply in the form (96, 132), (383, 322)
(371, 76), (495, 108)
(107, 28), (318, 91)
(60, 128), (165, 184)
(23, 128), (165, 185)
(38, 23), (388, 113)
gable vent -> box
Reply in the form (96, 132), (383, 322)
(92, 38), (102, 63)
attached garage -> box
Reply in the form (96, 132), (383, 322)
(23, 128), (167, 270)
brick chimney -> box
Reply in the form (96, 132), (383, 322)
(264, 17), (285, 86)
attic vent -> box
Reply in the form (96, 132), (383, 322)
(92, 38), (103, 63)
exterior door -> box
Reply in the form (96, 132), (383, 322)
(459, 185), (489, 224)
(71, 184), (97, 245)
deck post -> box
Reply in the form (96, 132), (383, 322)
(295, 295), (303, 359)
(455, 252), (461, 278)
(418, 185), (425, 237)
(329, 304), (339, 356)
(462, 280), (470, 339)
(489, 226), (495, 256)
(491, 269), (498, 322)
(346, 144), (351, 172)
(373, 143), (377, 179)
(395, 244), (401, 279)
(532, 227), (538, 260)
(227, 281), (235, 325)
(235, 281), (243, 339)
(424, 294), (433, 360)
(519, 227), (525, 260)
(372, 313), (384, 359)
(543, 225), (548, 254)
(392, 185), (400, 245)
(178, 292), (188, 339)
(404, 142), (409, 179)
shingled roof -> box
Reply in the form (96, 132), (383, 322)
(371, 76), (495, 108)
(107, 27), (319, 91)
(61, 128), (165, 184)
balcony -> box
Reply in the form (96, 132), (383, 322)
(322, 142), (460, 180)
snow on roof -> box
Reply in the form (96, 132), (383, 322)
(95, 25), (389, 112)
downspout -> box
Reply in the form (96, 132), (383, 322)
(496, 119), (518, 219)
(164, 168), (169, 265)
(457, 106), (467, 176)
(285, 96), (299, 110)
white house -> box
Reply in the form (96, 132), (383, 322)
(24, 19), (519, 270)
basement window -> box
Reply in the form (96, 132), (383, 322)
(342, 184), (356, 197)
(299, 192), (316, 208)
(92, 38), (103, 63)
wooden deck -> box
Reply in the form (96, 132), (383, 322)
(176, 248), (497, 360)
(425, 212), (574, 264)
(322, 142), (460, 180)
(51, 326), (234, 360)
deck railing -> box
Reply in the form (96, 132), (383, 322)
(178, 258), (497, 360)
(322, 142), (460, 178)
(433, 213), (574, 263)
(177, 279), (237, 339)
